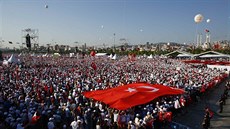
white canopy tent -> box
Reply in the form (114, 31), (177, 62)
(8, 54), (20, 64)
(95, 53), (107, 56)
(147, 54), (153, 59)
(177, 53), (193, 58)
(112, 54), (117, 60)
(199, 54), (230, 58)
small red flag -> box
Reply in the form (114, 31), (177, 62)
(91, 62), (97, 70)
(164, 112), (172, 122)
(31, 115), (40, 124)
(90, 51), (96, 56)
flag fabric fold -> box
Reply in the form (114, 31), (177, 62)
(83, 83), (184, 110)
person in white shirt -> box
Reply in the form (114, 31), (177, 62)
(113, 110), (118, 123)
(134, 114), (140, 127)
(70, 119), (78, 129)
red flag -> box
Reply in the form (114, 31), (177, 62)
(206, 108), (214, 118)
(164, 112), (172, 122)
(90, 51), (96, 56)
(128, 54), (136, 61)
(91, 62), (97, 70)
(214, 42), (220, 50)
(31, 112), (41, 124)
(83, 83), (184, 110)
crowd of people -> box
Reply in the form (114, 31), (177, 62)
(0, 54), (229, 129)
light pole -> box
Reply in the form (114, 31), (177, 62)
(113, 33), (116, 50)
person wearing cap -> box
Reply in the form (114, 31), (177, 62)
(143, 111), (154, 129)
(134, 114), (141, 128)
(76, 119), (84, 129)
(127, 121), (136, 129)
(104, 114), (112, 128)
(48, 117), (55, 129)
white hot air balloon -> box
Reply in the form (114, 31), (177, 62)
(45, 5), (48, 9)
(194, 14), (204, 23)
(207, 19), (211, 23)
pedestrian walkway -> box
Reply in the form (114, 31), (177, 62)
(173, 78), (230, 129)
(210, 98), (230, 129)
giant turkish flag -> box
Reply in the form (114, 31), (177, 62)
(83, 83), (184, 110)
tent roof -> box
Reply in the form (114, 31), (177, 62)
(199, 54), (230, 58)
(177, 53), (193, 57)
(95, 53), (107, 56)
(194, 51), (230, 58)
(165, 50), (193, 57)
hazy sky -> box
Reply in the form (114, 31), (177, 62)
(0, 0), (229, 48)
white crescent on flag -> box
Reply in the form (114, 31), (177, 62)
(138, 86), (159, 92)
(125, 86), (159, 93)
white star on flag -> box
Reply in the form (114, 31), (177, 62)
(125, 88), (137, 92)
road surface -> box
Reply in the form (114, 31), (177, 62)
(173, 78), (230, 129)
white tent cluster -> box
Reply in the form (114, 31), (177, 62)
(2, 54), (20, 65)
(107, 54), (117, 60)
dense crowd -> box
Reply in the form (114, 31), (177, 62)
(0, 54), (229, 129)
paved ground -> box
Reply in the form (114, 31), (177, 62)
(173, 78), (230, 129)
(210, 99), (230, 129)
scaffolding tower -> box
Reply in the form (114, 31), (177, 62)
(21, 28), (39, 50)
